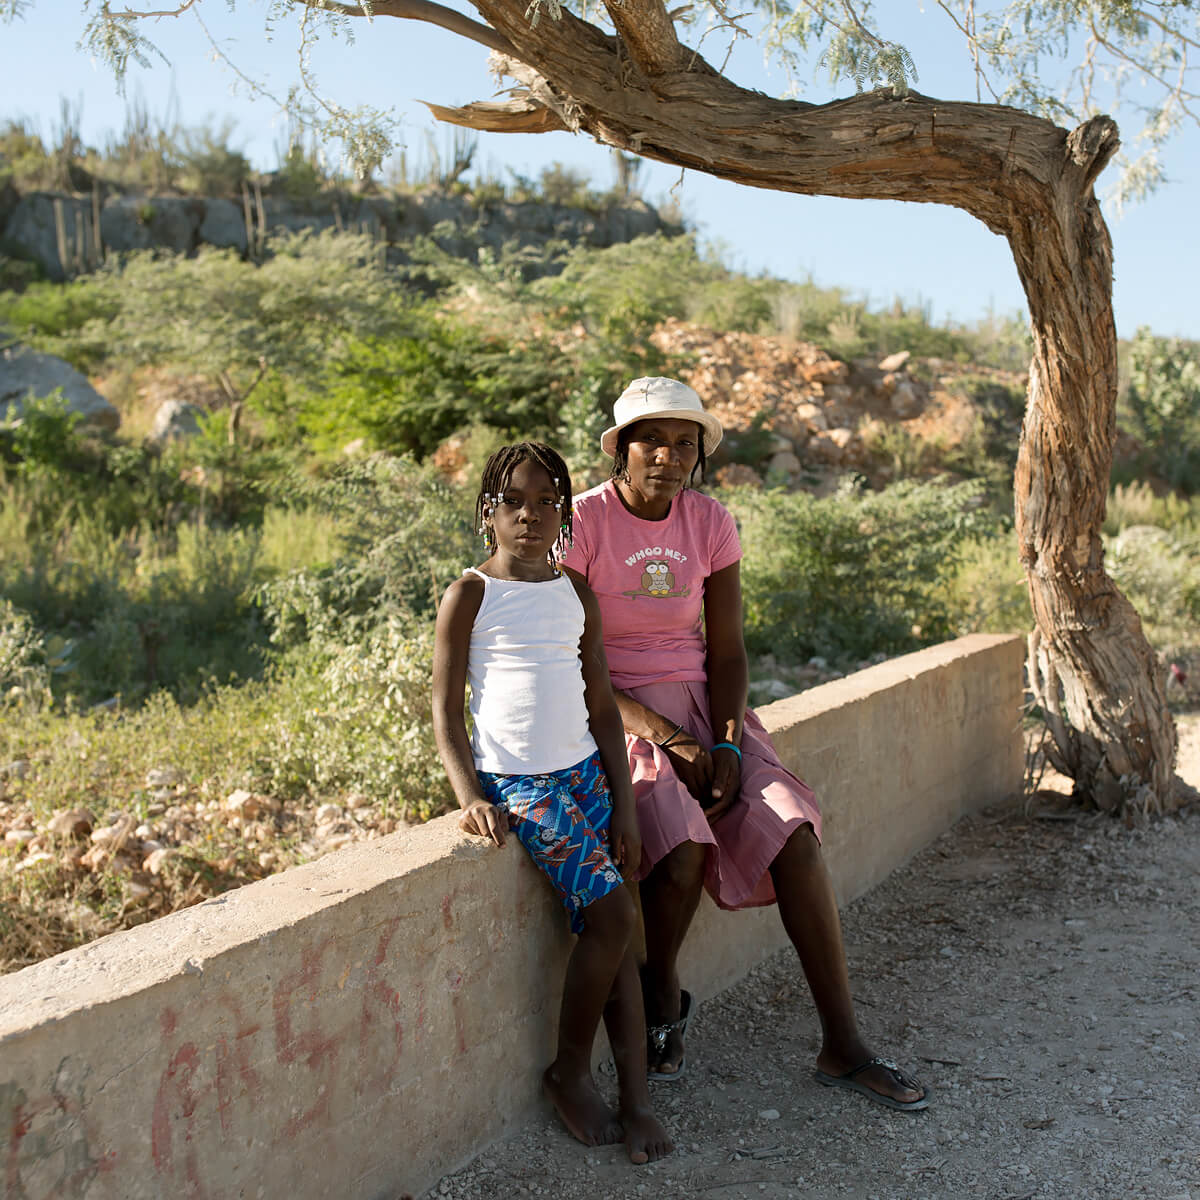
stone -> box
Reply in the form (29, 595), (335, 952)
(124, 880), (152, 902)
(100, 196), (203, 255)
(0, 344), (120, 431)
(345, 793), (371, 811)
(4, 829), (35, 846)
(791, 402), (828, 432)
(1, 193), (99, 280)
(754, 680), (794, 702)
(797, 357), (849, 385)
(145, 766), (182, 789)
(144, 847), (176, 875)
(0, 760), (29, 781)
(878, 350), (912, 373)
(890, 381), (924, 418)
(714, 463), (762, 489)
(14, 851), (54, 873)
(805, 432), (846, 465)
(90, 815), (136, 847)
(150, 399), (203, 443)
(315, 804), (342, 825)
(47, 809), (94, 839)
(223, 789), (260, 819)
(767, 450), (803, 478)
(198, 197), (248, 253)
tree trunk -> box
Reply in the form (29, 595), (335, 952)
(1009, 121), (1177, 813)
(391, 0), (1181, 810)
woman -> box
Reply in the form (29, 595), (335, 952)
(560, 376), (927, 1111)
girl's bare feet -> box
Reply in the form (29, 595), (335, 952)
(619, 1104), (674, 1164)
(543, 1062), (623, 1146)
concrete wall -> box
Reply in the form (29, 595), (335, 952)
(0, 634), (1024, 1200)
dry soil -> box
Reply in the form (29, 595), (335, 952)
(431, 717), (1200, 1200)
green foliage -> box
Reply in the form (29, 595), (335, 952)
(0, 597), (51, 708)
(726, 478), (999, 664)
(250, 620), (449, 817)
(176, 121), (251, 195)
(949, 532), (1031, 636)
(315, 303), (568, 457)
(1124, 328), (1200, 492)
(1105, 523), (1200, 650)
(261, 456), (475, 643)
(0, 118), (51, 188)
(0, 278), (118, 371)
(1103, 482), (1200, 537)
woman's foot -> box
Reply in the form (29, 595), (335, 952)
(642, 976), (690, 1078)
(619, 1104), (675, 1164)
(815, 1044), (928, 1110)
(543, 1062), (623, 1146)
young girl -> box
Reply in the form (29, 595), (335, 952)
(432, 442), (672, 1166)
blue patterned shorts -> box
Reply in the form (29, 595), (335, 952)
(477, 750), (624, 933)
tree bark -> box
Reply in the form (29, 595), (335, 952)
(354, 0), (1182, 810)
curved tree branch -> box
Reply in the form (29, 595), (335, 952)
(311, 0), (516, 56)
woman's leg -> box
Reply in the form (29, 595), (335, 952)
(544, 883), (637, 1145)
(769, 825), (924, 1105)
(638, 838), (706, 1074)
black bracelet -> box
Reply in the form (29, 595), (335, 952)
(657, 723), (684, 749)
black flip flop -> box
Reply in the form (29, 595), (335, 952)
(647, 989), (692, 1081)
(814, 1056), (930, 1111)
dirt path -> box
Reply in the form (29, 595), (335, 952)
(431, 716), (1200, 1200)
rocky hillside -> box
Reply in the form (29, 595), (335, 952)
(0, 181), (677, 282)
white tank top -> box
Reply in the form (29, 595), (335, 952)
(465, 568), (598, 774)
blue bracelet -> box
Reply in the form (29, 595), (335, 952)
(711, 741), (742, 761)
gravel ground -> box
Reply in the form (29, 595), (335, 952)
(431, 719), (1200, 1200)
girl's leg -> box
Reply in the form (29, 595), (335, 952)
(544, 883), (637, 1146)
(602, 944), (674, 1163)
(769, 825), (924, 1105)
(638, 838), (706, 1074)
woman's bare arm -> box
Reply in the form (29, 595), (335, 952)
(702, 560), (748, 816)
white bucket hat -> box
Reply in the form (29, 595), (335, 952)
(600, 377), (724, 458)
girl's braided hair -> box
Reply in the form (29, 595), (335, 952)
(610, 422), (708, 487)
(476, 442), (575, 564)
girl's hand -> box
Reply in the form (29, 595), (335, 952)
(703, 746), (742, 821)
(609, 804), (642, 879)
(662, 732), (714, 802)
(459, 801), (508, 847)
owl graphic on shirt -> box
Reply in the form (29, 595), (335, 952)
(641, 560), (675, 595)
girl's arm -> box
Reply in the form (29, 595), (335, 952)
(432, 575), (507, 847)
(700, 560), (748, 820)
(571, 577), (642, 877)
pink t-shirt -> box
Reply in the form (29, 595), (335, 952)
(561, 480), (742, 689)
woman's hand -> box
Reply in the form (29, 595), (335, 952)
(458, 801), (508, 847)
(663, 732), (714, 803)
(703, 746), (743, 821)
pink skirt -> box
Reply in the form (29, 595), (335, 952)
(624, 679), (821, 910)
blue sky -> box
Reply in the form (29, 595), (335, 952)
(2, 3), (1197, 338)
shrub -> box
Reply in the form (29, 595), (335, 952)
(725, 478), (998, 664)
(0, 598), (51, 709)
(1124, 328), (1200, 492)
(315, 305), (569, 457)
